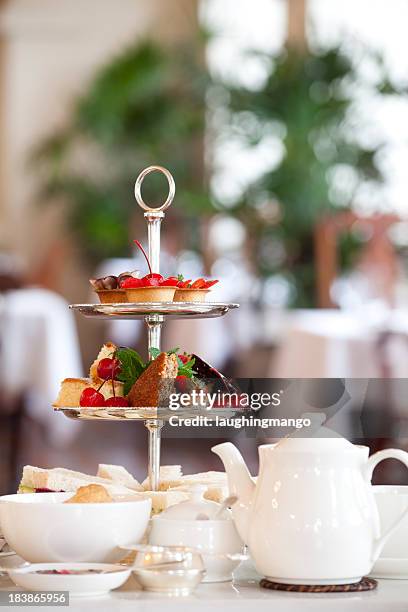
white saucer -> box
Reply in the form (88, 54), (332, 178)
(8, 563), (131, 597)
(370, 558), (408, 580)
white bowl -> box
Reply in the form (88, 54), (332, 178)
(149, 518), (244, 582)
(0, 493), (151, 563)
(8, 563), (131, 597)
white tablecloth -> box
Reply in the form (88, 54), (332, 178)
(0, 288), (82, 444)
(0, 559), (406, 611)
(272, 308), (408, 378)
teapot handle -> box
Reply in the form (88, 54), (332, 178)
(365, 449), (408, 563)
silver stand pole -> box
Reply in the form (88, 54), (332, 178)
(145, 313), (164, 491)
(145, 419), (164, 492)
(134, 166), (175, 491)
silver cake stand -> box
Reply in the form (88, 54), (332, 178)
(56, 166), (240, 491)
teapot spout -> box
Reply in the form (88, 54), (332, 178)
(212, 442), (255, 543)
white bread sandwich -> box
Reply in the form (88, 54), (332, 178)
(96, 464), (187, 512)
(97, 464), (143, 491)
(18, 466), (135, 496)
(18, 464), (225, 514)
(141, 465), (183, 491)
(135, 490), (189, 514)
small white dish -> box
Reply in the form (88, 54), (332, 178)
(370, 558), (408, 580)
(149, 517), (244, 583)
(8, 563), (131, 597)
(125, 544), (205, 595)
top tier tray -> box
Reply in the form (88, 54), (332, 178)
(70, 302), (239, 320)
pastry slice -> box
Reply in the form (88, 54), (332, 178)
(127, 352), (178, 408)
(53, 377), (124, 408)
(64, 484), (113, 504)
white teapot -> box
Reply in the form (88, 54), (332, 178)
(212, 420), (408, 585)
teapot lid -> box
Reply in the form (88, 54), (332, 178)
(273, 413), (355, 453)
(158, 485), (222, 520)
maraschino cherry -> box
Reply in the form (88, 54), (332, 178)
(133, 240), (163, 286)
(80, 388), (106, 407)
(119, 241), (178, 288)
(97, 357), (121, 380)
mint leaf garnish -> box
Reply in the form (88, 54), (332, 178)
(149, 347), (161, 360)
(115, 347), (146, 395)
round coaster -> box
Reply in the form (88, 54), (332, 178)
(260, 577), (377, 593)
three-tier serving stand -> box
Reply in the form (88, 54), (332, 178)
(55, 166), (239, 491)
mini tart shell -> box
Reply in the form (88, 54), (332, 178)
(125, 286), (176, 303)
(95, 289), (127, 304)
(173, 288), (210, 303)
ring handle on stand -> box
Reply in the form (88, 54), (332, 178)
(134, 166), (176, 213)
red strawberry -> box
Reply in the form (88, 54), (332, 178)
(160, 277), (179, 287)
(191, 278), (207, 289)
(120, 277), (143, 288)
(204, 279), (219, 289)
(176, 375), (189, 392)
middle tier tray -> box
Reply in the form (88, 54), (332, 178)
(55, 406), (245, 422)
(70, 302), (239, 320)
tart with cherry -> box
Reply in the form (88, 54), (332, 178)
(174, 276), (219, 302)
(119, 240), (178, 302)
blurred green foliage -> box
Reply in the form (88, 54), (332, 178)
(215, 46), (404, 306)
(33, 41), (210, 263)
